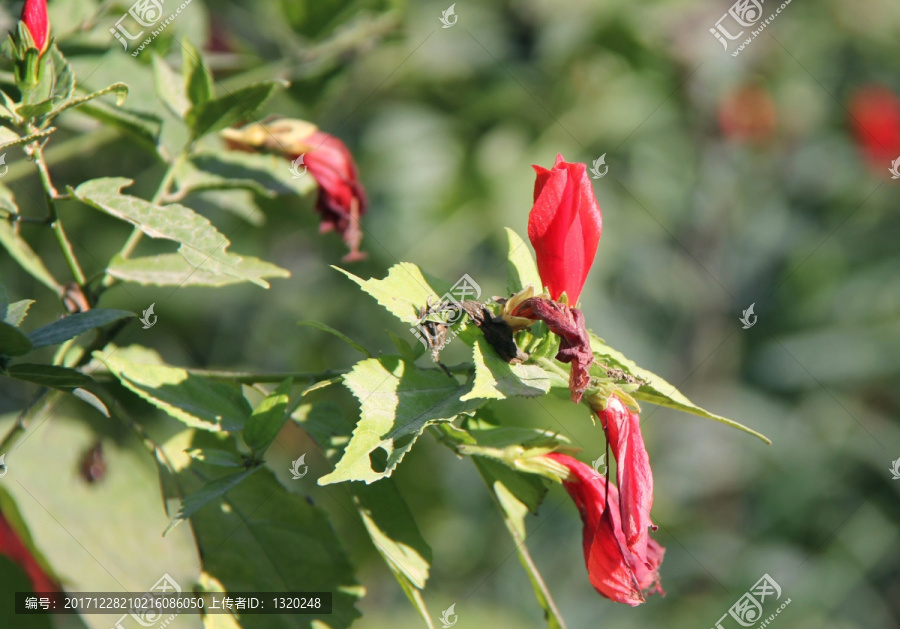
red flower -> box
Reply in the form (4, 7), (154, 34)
(0, 509), (58, 593)
(301, 130), (368, 262)
(221, 120), (368, 261)
(597, 395), (654, 558)
(528, 154), (602, 306)
(848, 85), (900, 168)
(20, 0), (49, 54)
(547, 452), (664, 606)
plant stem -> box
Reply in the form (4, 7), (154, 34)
(0, 390), (58, 456)
(33, 141), (87, 287)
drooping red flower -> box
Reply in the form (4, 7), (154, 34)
(221, 120), (368, 261)
(20, 0), (49, 54)
(597, 394), (654, 559)
(528, 154), (602, 306)
(301, 130), (368, 262)
(848, 85), (900, 168)
(547, 453), (664, 606)
(0, 509), (58, 593)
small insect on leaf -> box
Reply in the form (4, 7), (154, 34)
(79, 440), (106, 483)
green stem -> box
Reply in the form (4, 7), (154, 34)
(0, 390), (59, 456)
(33, 141), (86, 286)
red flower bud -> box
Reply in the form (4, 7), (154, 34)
(20, 0), (49, 54)
(528, 155), (602, 306)
(0, 509), (58, 593)
(848, 85), (900, 169)
(547, 452), (664, 606)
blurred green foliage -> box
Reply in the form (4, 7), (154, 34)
(1, 0), (899, 627)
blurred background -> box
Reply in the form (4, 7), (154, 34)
(1, 0), (899, 627)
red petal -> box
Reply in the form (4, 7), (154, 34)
(599, 395), (654, 557)
(20, 0), (49, 53)
(0, 509), (58, 593)
(527, 156), (602, 305)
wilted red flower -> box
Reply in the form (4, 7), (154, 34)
(595, 395), (654, 558)
(0, 509), (58, 593)
(547, 452), (664, 606)
(20, 0), (49, 54)
(528, 154), (602, 306)
(718, 85), (777, 144)
(848, 85), (900, 168)
(221, 120), (368, 261)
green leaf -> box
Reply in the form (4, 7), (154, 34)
(5, 364), (91, 389)
(454, 421), (573, 482)
(387, 329), (425, 362)
(298, 321), (371, 357)
(106, 253), (288, 287)
(5, 300), (35, 327)
(505, 227), (542, 294)
(187, 81), (285, 139)
(72, 387), (110, 416)
(462, 336), (552, 401)
(173, 431), (362, 628)
(319, 357), (483, 485)
(182, 39), (213, 109)
(165, 466), (260, 535)
(73, 178), (289, 288)
(243, 379), (292, 453)
(353, 481), (433, 625)
(96, 345), (252, 431)
(0, 128), (56, 150)
(76, 100), (163, 149)
(335, 263), (448, 325)
(185, 448), (245, 468)
(0, 219), (61, 294)
(177, 151), (316, 198)
(152, 54), (190, 118)
(27, 309), (133, 349)
(46, 83), (129, 120)
(0, 321), (33, 356)
(474, 458), (565, 629)
(590, 334), (771, 444)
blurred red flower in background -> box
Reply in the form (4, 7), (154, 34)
(848, 85), (900, 169)
(0, 509), (58, 593)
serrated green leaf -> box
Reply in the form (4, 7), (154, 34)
(152, 54), (190, 118)
(0, 321), (34, 356)
(462, 336), (551, 401)
(319, 357), (483, 485)
(165, 466), (259, 535)
(26, 309), (134, 349)
(73, 178), (289, 288)
(335, 263), (447, 325)
(505, 227), (542, 294)
(106, 252), (288, 287)
(0, 220), (61, 293)
(77, 100), (162, 149)
(187, 81), (284, 139)
(243, 379), (292, 453)
(5, 364), (91, 389)
(298, 321), (371, 357)
(173, 431), (362, 628)
(5, 300), (35, 327)
(590, 334), (771, 444)
(182, 39), (213, 109)
(97, 345), (252, 432)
